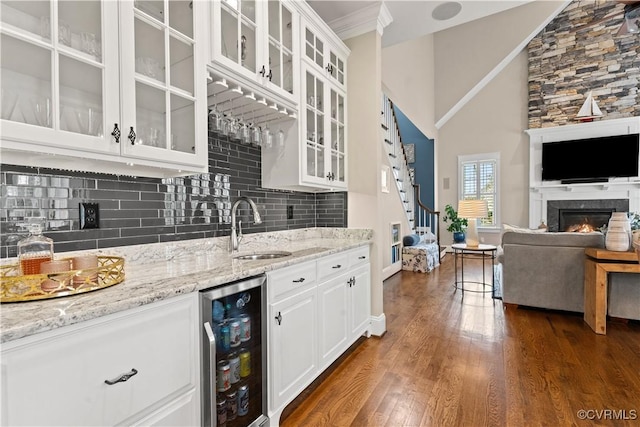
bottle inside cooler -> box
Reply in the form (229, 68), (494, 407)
(210, 286), (263, 427)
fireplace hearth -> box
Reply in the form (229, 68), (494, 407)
(547, 199), (629, 232)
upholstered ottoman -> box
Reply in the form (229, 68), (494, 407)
(402, 233), (440, 273)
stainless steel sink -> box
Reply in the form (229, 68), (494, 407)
(233, 251), (292, 260)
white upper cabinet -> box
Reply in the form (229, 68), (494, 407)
(302, 19), (346, 89)
(0, 0), (208, 178)
(260, 5), (349, 192)
(210, 0), (297, 103)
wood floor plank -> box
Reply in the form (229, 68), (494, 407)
(281, 256), (640, 427)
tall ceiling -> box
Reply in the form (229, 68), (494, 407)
(307, 0), (534, 47)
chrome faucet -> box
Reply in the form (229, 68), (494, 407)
(229, 196), (262, 252)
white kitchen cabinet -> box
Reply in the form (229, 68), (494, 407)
(317, 272), (349, 370)
(0, 293), (200, 427)
(302, 18), (346, 90)
(267, 246), (371, 423)
(260, 9), (348, 192)
(209, 0), (297, 104)
(268, 284), (318, 413)
(0, 0), (208, 178)
(349, 264), (371, 339)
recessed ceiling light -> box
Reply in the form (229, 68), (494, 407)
(432, 2), (462, 21)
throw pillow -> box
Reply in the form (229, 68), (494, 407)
(402, 234), (420, 246)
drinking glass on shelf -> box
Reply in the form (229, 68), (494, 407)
(1, 89), (19, 121)
(75, 107), (102, 136)
(30, 97), (52, 128)
(40, 16), (51, 40)
(261, 124), (273, 148)
(59, 21), (71, 46)
(81, 32), (100, 57)
(250, 123), (261, 147)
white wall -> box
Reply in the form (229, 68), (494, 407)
(345, 31), (386, 333)
(432, 1), (563, 244)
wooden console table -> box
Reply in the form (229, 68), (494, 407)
(584, 247), (640, 335)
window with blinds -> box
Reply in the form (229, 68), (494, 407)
(458, 153), (499, 227)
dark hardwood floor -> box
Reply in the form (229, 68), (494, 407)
(281, 254), (640, 426)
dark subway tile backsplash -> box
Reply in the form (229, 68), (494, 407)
(0, 133), (347, 258)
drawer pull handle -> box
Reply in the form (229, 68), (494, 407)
(292, 277), (305, 283)
(332, 264), (342, 269)
(105, 368), (138, 385)
(358, 256), (366, 259)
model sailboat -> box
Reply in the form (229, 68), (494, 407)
(576, 91), (603, 122)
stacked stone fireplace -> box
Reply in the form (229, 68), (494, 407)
(547, 199), (629, 232)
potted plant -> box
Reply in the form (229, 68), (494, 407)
(443, 204), (468, 243)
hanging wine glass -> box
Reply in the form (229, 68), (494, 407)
(261, 122), (273, 148)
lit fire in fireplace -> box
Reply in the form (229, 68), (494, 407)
(565, 222), (598, 233)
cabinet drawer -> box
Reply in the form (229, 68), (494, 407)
(267, 260), (316, 301)
(1, 294), (198, 426)
(349, 246), (370, 267)
(317, 253), (350, 280)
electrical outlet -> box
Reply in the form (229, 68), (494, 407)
(287, 205), (294, 220)
(80, 203), (100, 229)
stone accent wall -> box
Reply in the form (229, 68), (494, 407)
(528, 1), (640, 128)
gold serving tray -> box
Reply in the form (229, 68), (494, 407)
(0, 256), (125, 303)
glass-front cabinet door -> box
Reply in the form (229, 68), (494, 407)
(120, 0), (207, 166)
(265, 0), (294, 97)
(210, 0), (296, 103)
(302, 65), (325, 185)
(1, 0), (119, 154)
(329, 87), (346, 185)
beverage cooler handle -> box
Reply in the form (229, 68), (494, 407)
(204, 322), (217, 427)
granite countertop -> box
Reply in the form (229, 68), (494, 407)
(1, 228), (373, 344)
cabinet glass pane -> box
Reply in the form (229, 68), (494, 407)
(269, 42), (281, 88)
(1, 34), (52, 127)
(283, 50), (293, 95)
(169, 0), (193, 38)
(135, 0), (165, 23)
(170, 94), (195, 154)
(282, 6), (292, 51)
(268, 0), (280, 43)
(59, 1), (102, 62)
(329, 52), (337, 79)
(170, 36), (194, 94)
(59, 55), (103, 137)
(316, 38), (323, 68)
(136, 82), (166, 148)
(305, 28), (313, 61)
(221, 8), (239, 63)
(135, 18), (166, 83)
(0, 1), (49, 39)
(241, 0), (256, 22)
(241, 22), (256, 73)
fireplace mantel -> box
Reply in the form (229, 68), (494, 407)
(525, 117), (640, 228)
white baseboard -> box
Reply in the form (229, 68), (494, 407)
(382, 262), (402, 280)
(369, 313), (386, 336)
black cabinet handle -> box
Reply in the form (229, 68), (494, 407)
(358, 256), (366, 259)
(111, 123), (121, 143)
(332, 264), (342, 269)
(267, 69), (273, 81)
(128, 127), (136, 145)
(292, 277), (305, 283)
(275, 312), (282, 325)
(259, 65), (266, 77)
(105, 368), (138, 385)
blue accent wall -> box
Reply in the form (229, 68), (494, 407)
(392, 105), (435, 209)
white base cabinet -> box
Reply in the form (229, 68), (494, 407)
(0, 293), (200, 427)
(266, 246), (371, 424)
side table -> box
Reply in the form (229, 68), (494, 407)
(584, 247), (640, 335)
(452, 243), (498, 297)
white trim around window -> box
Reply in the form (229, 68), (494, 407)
(458, 152), (500, 230)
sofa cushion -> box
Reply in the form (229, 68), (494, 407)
(502, 231), (604, 248)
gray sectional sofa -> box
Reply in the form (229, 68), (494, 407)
(500, 231), (640, 320)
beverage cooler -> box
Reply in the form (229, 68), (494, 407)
(200, 275), (268, 427)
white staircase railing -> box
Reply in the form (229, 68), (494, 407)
(381, 94), (441, 259)
(381, 94), (415, 229)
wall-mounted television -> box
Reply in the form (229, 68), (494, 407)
(541, 134), (640, 183)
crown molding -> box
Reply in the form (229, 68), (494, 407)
(327, 1), (393, 41)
